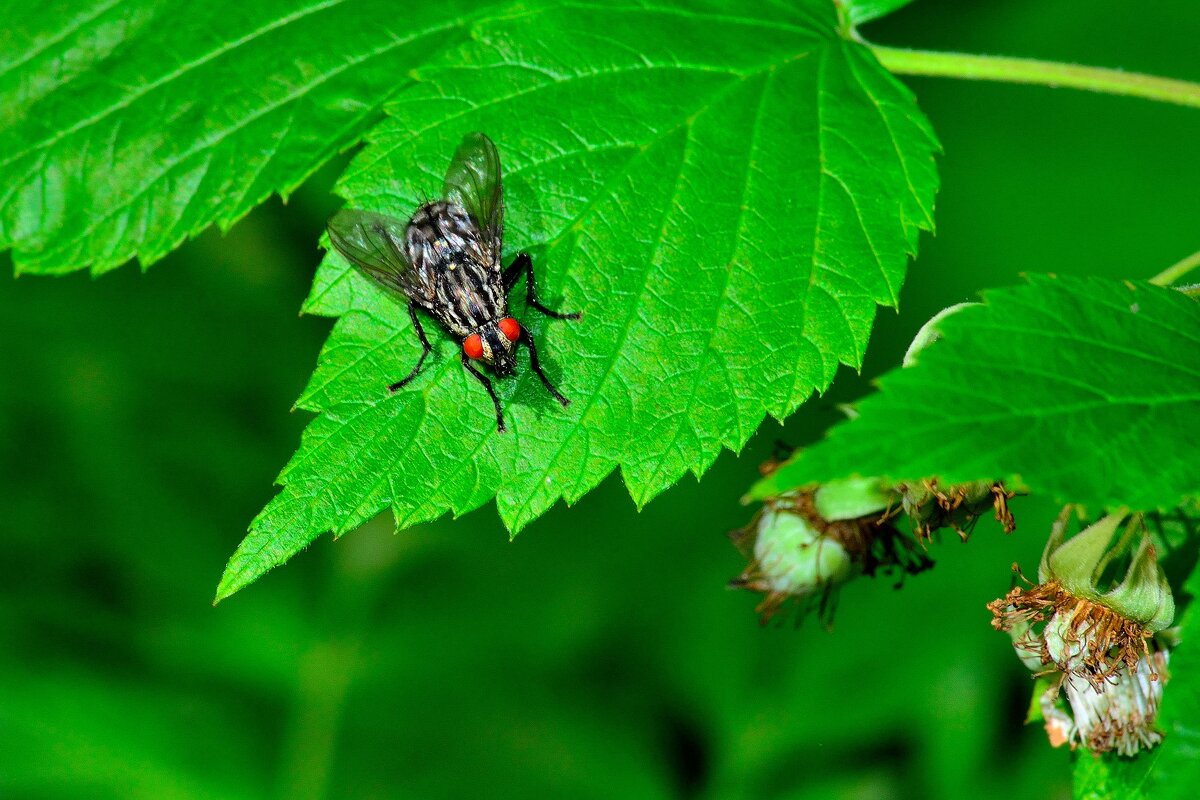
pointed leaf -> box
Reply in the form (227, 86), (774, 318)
(217, 0), (940, 599)
(753, 276), (1200, 513)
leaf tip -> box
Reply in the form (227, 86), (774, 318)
(212, 569), (243, 605)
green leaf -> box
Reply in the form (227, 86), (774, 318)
(1140, 556), (1200, 799)
(752, 276), (1200, 513)
(1073, 751), (1158, 800)
(0, 0), (500, 275)
(837, 0), (919, 27)
(217, 0), (939, 599)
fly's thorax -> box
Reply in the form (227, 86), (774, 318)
(405, 201), (493, 274)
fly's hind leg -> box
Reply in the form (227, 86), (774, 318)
(520, 328), (569, 407)
(461, 353), (506, 433)
(503, 252), (581, 320)
(388, 302), (432, 392)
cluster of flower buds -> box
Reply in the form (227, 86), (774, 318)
(988, 508), (1176, 755)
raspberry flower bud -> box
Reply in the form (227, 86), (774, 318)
(730, 478), (931, 625)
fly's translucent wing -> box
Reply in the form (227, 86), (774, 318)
(327, 209), (434, 302)
(443, 132), (504, 259)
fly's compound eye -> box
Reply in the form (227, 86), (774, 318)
(463, 333), (484, 360)
(499, 317), (521, 342)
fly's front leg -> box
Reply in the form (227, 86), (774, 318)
(388, 302), (432, 392)
(461, 352), (506, 432)
(520, 328), (569, 407)
(503, 252), (581, 320)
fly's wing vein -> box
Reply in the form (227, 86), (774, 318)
(443, 132), (504, 264)
(327, 209), (435, 303)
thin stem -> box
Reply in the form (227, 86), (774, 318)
(1149, 249), (1200, 287)
(870, 45), (1200, 109)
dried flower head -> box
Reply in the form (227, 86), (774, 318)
(1061, 650), (1169, 756)
(894, 478), (1016, 542)
(989, 507), (1177, 755)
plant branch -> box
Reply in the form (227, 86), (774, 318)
(870, 46), (1200, 109)
(1150, 249), (1200, 287)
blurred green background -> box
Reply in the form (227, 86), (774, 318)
(2, 1), (1197, 797)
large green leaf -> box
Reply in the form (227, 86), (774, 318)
(217, 0), (939, 599)
(752, 276), (1200, 512)
(0, 0), (499, 275)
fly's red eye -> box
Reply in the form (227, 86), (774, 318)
(463, 334), (484, 360)
(499, 317), (520, 342)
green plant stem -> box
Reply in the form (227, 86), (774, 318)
(870, 46), (1200, 290)
(870, 46), (1200, 109)
(1150, 250), (1200, 287)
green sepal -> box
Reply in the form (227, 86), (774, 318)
(1103, 536), (1175, 632)
(1043, 512), (1125, 596)
(813, 478), (893, 522)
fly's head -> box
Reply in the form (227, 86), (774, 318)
(463, 317), (522, 376)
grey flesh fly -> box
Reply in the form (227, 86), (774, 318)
(327, 133), (579, 433)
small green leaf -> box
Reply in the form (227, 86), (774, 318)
(0, 0), (500, 275)
(217, 0), (940, 599)
(837, 0), (919, 27)
(752, 276), (1200, 513)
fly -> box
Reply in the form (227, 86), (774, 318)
(327, 133), (579, 433)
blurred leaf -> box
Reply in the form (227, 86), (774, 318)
(0, 670), (266, 800)
(0, 0), (500, 275)
(218, 0), (939, 599)
(752, 276), (1200, 513)
(838, 0), (919, 26)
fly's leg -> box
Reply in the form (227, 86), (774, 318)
(461, 352), (506, 433)
(388, 302), (432, 392)
(520, 328), (570, 407)
(503, 252), (581, 320)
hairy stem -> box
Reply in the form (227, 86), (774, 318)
(1150, 249), (1200, 287)
(870, 46), (1200, 109)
